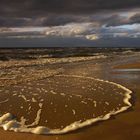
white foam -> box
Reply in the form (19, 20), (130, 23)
(0, 75), (132, 135)
(18, 95), (29, 102)
(32, 98), (37, 103)
(105, 102), (110, 106)
(93, 101), (97, 107)
(81, 101), (88, 104)
(0, 113), (13, 125)
(0, 99), (9, 104)
(72, 109), (76, 115)
(50, 90), (57, 95)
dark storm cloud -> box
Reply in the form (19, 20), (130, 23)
(0, 16), (82, 27)
(130, 13), (140, 23)
(103, 15), (128, 27)
(0, 0), (140, 16)
(0, 17), (31, 27)
(104, 13), (140, 27)
(35, 16), (80, 26)
(0, 0), (140, 27)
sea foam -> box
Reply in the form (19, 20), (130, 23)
(0, 75), (132, 135)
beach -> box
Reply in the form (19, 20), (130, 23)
(0, 48), (140, 140)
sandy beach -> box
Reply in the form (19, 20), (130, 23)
(0, 48), (140, 140)
(114, 62), (140, 69)
(1, 0), (140, 138)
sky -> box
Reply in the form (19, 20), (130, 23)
(0, 0), (140, 47)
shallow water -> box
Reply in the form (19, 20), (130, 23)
(0, 54), (132, 134)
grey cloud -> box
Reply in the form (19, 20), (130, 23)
(0, 15), (96, 27)
(130, 13), (140, 23)
(0, 0), (140, 28)
(0, 0), (140, 17)
(103, 12), (140, 27)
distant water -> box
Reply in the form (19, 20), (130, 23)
(0, 36), (140, 47)
(0, 47), (139, 60)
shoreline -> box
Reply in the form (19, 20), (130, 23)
(0, 75), (132, 135)
(0, 51), (140, 140)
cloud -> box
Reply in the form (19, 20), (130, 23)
(0, 0), (139, 32)
(43, 23), (95, 37)
(85, 34), (99, 40)
(0, 17), (32, 27)
(0, 27), (13, 32)
(0, 15), (94, 27)
(0, 0), (140, 17)
(129, 13), (140, 24)
(0, 21), (140, 47)
(1, 9), (140, 28)
(1, 21), (139, 39)
(103, 12), (140, 27)
(0, 1), (139, 47)
(0, 23), (92, 37)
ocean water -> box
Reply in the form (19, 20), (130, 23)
(0, 48), (137, 134)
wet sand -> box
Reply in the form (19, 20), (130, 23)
(0, 49), (140, 139)
(114, 62), (140, 69)
(0, 75), (128, 130)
